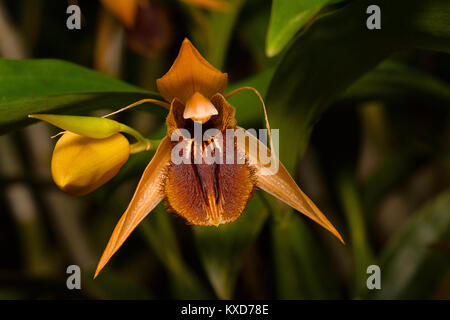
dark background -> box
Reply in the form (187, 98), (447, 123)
(0, 0), (449, 299)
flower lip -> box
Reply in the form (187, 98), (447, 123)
(156, 38), (228, 104)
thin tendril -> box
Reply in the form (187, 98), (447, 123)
(225, 87), (274, 155)
(51, 131), (66, 139)
(102, 98), (170, 118)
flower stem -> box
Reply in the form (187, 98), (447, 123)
(119, 123), (151, 154)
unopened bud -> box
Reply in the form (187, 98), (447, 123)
(51, 132), (130, 196)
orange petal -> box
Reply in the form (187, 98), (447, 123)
(236, 127), (344, 243)
(156, 38), (228, 104)
(94, 136), (172, 278)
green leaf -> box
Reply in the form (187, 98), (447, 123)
(240, 4), (274, 69)
(372, 190), (450, 299)
(342, 60), (450, 106)
(139, 206), (210, 299)
(193, 195), (269, 299)
(226, 67), (275, 126)
(337, 172), (374, 298)
(266, 0), (335, 57)
(0, 59), (161, 134)
(206, 0), (246, 69)
(362, 147), (428, 215)
(85, 271), (154, 299)
(270, 203), (340, 299)
(266, 0), (450, 297)
(266, 0), (450, 169)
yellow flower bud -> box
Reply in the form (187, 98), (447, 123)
(51, 132), (130, 196)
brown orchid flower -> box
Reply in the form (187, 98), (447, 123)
(94, 38), (344, 278)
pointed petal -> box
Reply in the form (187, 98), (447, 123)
(156, 38), (228, 104)
(236, 127), (344, 243)
(94, 136), (172, 277)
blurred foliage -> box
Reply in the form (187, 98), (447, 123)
(0, 0), (449, 299)
(0, 59), (158, 134)
(265, 0), (337, 57)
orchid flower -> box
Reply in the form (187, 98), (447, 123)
(93, 38), (344, 277)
